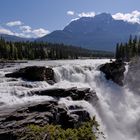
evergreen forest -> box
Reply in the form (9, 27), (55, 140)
(0, 38), (113, 60)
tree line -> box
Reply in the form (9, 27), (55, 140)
(115, 35), (140, 61)
(0, 38), (113, 60)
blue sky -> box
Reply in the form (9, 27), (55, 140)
(0, 0), (140, 38)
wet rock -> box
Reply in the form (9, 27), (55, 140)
(21, 83), (34, 88)
(71, 110), (90, 123)
(31, 88), (65, 97)
(0, 85), (98, 139)
(84, 90), (98, 103)
(31, 87), (98, 101)
(68, 105), (83, 110)
(0, 102), (4, 106)
(6, 78), (18, 82)
(0, 131), (17, 140)
(5, 66), (55, 84)
(100, 60), (126, 86)
(0, 100), (92, 139)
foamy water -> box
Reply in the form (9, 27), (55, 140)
(0, 59), (139, 140)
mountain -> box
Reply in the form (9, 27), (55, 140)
(0, 34), (34, 42)
(37, 13), (140, 51)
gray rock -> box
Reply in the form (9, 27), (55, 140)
(0, 86), (98, 139)
(5, 66), (55, 84)
(100, 60), (126, 86)
(31, 87), (98, 101)
(0, 100), (92, 135)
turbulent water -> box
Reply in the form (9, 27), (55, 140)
(0, 59), (140, 140)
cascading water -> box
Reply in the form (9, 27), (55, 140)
(0, 59), (139, 140)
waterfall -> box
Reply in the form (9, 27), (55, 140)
(0, 59), (139, 140)
(52, 60), (140, 140)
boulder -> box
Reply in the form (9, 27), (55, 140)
(5, 66), (55, 84)
(100, 60), (126, 86)
(30, 87), (98, 101)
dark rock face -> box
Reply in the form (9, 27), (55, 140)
(5, 66), (55, 84)
(100, 60), (126, 86)
(30, 87), (98, 101)
(12, 87), (98, 104)
(0, 131), (17, 140)
(0, 101), (91, 139)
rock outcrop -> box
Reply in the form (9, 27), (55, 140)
(0, 85), (99, 140)
(30, 87), (98, 102)
(100, 60), (126, 86)
(9, 87), (98, 102)
(5, 66), (55, 84)
(0, 100), (91, 139)
(2, 65), (100, 139)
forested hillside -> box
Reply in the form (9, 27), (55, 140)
(115, 35), (140, 61)
(0, 38), (113, 60)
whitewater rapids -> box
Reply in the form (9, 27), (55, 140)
(0, 59), (139, 140)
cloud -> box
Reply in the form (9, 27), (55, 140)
(0, 23), (50, 38)
(0, 20), (50, 38)
(14, 32), (32, 38)
(20, 26), (32, 33)
(69, 10), (140, 24)
(0, 27), (14, 35)
(67, 11), (96, 17)
(112, 10), (140, 24)
(32, 28), (50, 38)
(67, 11), (75, 16)
(68, 12), (96, 22)
(6, 21), (23, 27)
(18, 27), (50, 38)
(78, 12), (95, 17)
(19, 25), (49, 37)
(0, 27), (31, 38)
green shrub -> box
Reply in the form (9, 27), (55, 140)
(17, 116), (101, 140)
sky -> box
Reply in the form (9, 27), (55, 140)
(0, 0), (140, 38)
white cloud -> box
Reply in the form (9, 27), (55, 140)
(14, 28), (50, 38)
(20, 26), (32, 33)
(1, 20), (50, 38)
(78, 12), (95, 17)
(14, 32), (32, 38)
(67, 11), (75, 16)
(69, 11), (96, 22)
(32, 28), (50, 37)
(112, 10), (140, 24)
(0, 27), (31, 38)
(70, 10), (140, 24)
(6, 21), (23, 27)
(0, 24), (49, 38)
(19, 25), (49, 37)
(0, 27), (14, 35)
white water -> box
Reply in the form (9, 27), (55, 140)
(0, 59), (140, 140)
